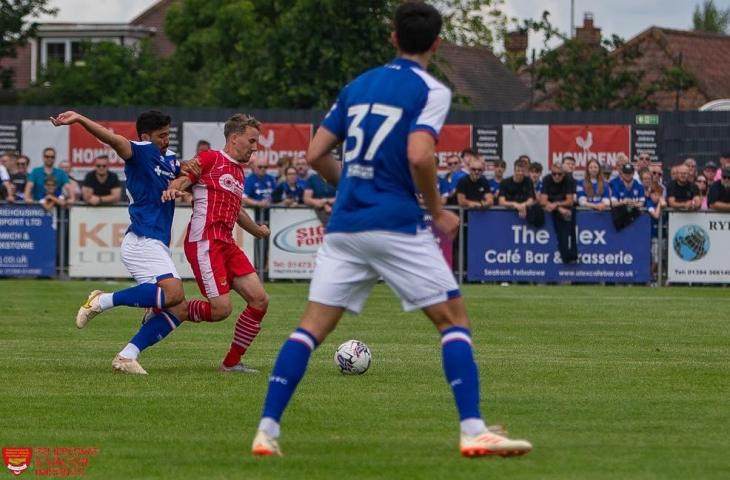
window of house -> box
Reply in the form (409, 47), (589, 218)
(70, 41), (83, 63)
(45, 42), (66, 64)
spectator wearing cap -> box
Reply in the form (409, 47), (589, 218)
(457, 156), (493, 208)
(540, 161), (577, 263)
(24, 147), (69, 203)
(708, 167), (730, 211)
(712, 153), (730, 182)
(499, 157), (535, 219)
(82, 155), (122, 205)
(609, 163), (645, 208)
(577, 158), (610, 211)
(703, 161), (718, 183)
(667, 164), (700, 210)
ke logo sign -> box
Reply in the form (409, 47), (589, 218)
(3, 447), (32, 476)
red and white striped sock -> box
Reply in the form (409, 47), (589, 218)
(187, 300), (212, 322)
(222, 305), (266, 367)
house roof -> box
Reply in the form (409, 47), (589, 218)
(625, 27), (730, 101)
(130, 0), (177, 25)
(436, 42), (530, 111)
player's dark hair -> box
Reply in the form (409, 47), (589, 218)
(394, 2), (442, 55)
(136, 110), (171, 137)
(224, 113), (261, 139)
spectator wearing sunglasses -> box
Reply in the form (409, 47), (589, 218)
(243, 157), (277, 207)
(456, 156), (493, 208)
(540, 161), (577, 263)
(6, 155), (29, 202)
(443, 154), (466, 205)
(82, 155), (121, 205)
(24, 147), (69, 203)
(708, 168), (730, 211)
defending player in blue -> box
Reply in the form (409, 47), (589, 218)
(251, 2), (532, 458)
(51, 111), (193, 375)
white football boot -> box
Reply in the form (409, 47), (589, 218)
(251, 430), (282, 456)
(75, 290), (104, 329)
(112, 355), (148, 375)
(460, 430), (532, 458)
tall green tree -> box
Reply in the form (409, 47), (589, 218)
(0, 0), (57, 89)
(21, 41), (183, 106)
(693, 0), (730, 34)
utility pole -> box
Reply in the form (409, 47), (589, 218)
(571, 0), (575, 37)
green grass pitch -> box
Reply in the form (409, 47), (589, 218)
(1, 280), (728, 479)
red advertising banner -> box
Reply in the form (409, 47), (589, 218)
(435, 124), (472, 169)
(548, 125), (630, 171)
(69, 121), (137, 170)
(256, 123), (312, 166)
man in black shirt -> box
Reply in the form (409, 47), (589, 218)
(82, 155), (122, 205)
(456, 157), (493, 208)
(8, 155), (29, 202)
(708, 168), (730, 211)
(667, 164), (700, 210)
(540, 161), (577, 264)
(499, 158), (534, 218)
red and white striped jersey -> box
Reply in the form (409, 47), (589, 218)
(186, 149), (245, 243)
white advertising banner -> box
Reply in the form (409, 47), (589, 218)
(501, 124), (549, 176)
(268, 208), (324, 279)
(69, 206), (255, 279)
(667, 211), (730, 284)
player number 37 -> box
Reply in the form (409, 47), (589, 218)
(344, 103), (403, 162)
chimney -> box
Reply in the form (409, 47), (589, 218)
(504, 29), (528, 69)
(575, 12), (601, 47)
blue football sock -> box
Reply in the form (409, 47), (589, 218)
(261, 328), (319, 422)
(111, 283), (164, 309)
(441, 327), (482, 421)
(129, 311), (181, 354)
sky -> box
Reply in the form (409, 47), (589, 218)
(38, 0), (730, 48)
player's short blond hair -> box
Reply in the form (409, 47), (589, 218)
(224, 113), (261, 139)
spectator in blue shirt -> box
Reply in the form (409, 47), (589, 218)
(443, 154), (466, 205)
(303, 172), (336, 224)
(609, 163), (645, 208)
(577, 159), (610, 211)
(273, 166), (304, 206)
(489, 158), (506, 197)
(24, 147), (69, 202)
(243, 157), (277, 207)
(293, 155), (311, 188)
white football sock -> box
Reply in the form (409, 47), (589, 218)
(460, 418), (488, 436)
(98, 293), (114, 311)
(258, 417), (280, 438)
(119, 343), (140, 360)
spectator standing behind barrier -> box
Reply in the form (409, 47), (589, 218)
(683, 157), (698, 183)
(460, 148), (479, 176)
(272, 166), (304, 206)
(196, 139), (211, 154)
(6, 155), (29, 202)
(243, 157), (277, 207)
(456, 156), (493, 208)
(443, 154), (466, 205)
(540, 161), (577, 264)
(577, 158), (610, 211)
(293, 154), (311, 187)
(667, 164), (700, 211)
(59, 160), (81, 204)
(276, 155), (293, 181)
(529, 162), (543, 195)
(416, 157), (449, 207)
(561, 155), (576, 180)
(713, 153), (730, 182)
(0, 158), (10, 200)
(489, 159), (505, 197)
(609, 163), (645, 231)
(635, 152), (651, 173)
(703, 161), (718, 185)
(695, 174), (709, 210)
(39, 174), (66, 211)
(24, 147), (69, 203)
(303, 171), (336, 224)
(601, 162), (613, 183)
(650, 162), (666, 196)
(82, 155), (122, 205)
(645, 182), (665, 280)
(499, 158), (534, 218)
(707, 168), (730, 211)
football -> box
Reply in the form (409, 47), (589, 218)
(334, 340), (372, 375)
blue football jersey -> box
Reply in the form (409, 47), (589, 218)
(124, 141), (180, 246)
(609, 177), (645, 206)
(321, 57), (451, 234)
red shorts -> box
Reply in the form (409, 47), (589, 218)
(184, 238), (256, 298)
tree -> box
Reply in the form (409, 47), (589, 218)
(21, 41), (184, 106)
(693, 0), (730, 34)
(0, 0), (57, 89)
(525, 12), (695, 111)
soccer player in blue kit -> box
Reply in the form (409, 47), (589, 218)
(251, 1), (532, 458)
(51, 110), (194, 375)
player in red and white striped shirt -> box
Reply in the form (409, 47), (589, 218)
(163, 114), (270, 373)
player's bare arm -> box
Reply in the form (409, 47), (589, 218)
(408, 131), (458, 238)
(161, 176), (192, 201)
(306, 127), (342, 187)
(236, 207), (270, 239)
(50, 111), (133, 160)
(180, 157), (202, 178)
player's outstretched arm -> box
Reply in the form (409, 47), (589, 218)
(161, 176), (192, 202)
(236, 207), (270, 239)
(50, 111), (133, 160)
(306, 127), (341, 187)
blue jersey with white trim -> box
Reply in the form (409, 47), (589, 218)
(321, 57), (452, 234)
(124, 141), (180, 246)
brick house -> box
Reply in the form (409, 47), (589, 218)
(519, 14), (730, 111)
